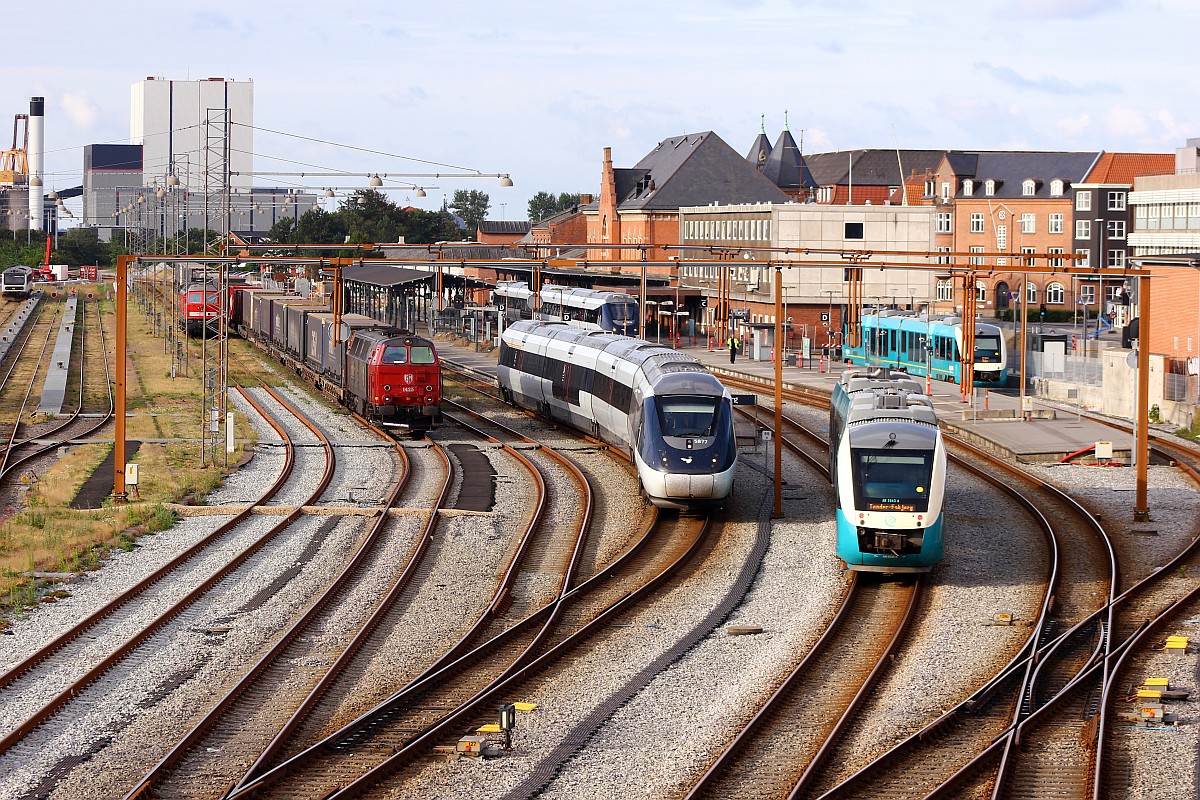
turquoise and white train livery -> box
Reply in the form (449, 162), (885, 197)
(843, 312), (1008, 386)
(829, 368), (947, 572)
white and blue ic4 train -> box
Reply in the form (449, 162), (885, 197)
(829, 368), (947, 572)
(498, 320), (736, 509)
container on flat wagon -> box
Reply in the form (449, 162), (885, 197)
(304, 312), (379, 381)
(249, 291), (287, 341)
(285, 301), (330, 359)
(270, 297), (322, 352)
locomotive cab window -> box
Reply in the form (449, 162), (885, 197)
(656, 395), (719, 437)
(851, 449), (933, 512)
(382, 345), (408, 364)
(409, 346), (436, 364)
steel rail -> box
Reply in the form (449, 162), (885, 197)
(0, 383), (332, 755)
(122, 409), (417, 799)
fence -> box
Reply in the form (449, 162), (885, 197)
(1026, 350), (1104, 387)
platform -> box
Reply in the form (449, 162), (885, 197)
(433, 331), (1136, 465)
(37, 296), (78, 416)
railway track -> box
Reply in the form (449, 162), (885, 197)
(218, 381), (731, 799)
(0, 384), (334, 760)
(122, 412), (438, 799)
(0, 299), (113, 487)
(709, 374), (1121, 800)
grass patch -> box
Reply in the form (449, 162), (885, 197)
(0, 294), (259, 626)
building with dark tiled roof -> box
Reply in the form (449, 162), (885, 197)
(758, 127), (817, 201)
(587, 131), (789, 268)
(924, 150), (1103, 319)
(477, 219), (531, 245)
(806, 149), (947, 206)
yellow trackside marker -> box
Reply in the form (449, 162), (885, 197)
(1165, 635), (1189, 650)
(1143, 677), (1170, 689)
(513, 702), (538, 711)
(477, 723), (502, 733)
(1137, 689), (1163, 700)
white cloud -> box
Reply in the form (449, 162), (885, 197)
(1011, 0), (1120, 19)
(1056, 113), (1092, 137)
(59, 92), (97, 132)
(1104, 107), (1150, 139)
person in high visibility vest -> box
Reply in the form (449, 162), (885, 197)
(727, 335), (741, 364)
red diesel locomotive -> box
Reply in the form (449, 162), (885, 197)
(344, 328), (443, 434)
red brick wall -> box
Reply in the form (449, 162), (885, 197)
(1147, 268), (1200, 358)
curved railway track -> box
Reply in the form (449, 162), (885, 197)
(122, 414), (440, 799)
(710, 373), (1121, 800)
(0, 384), (334, 758)
(222, 386), (727, 799)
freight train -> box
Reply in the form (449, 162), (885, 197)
(494, 281), (640, 336)
(497, 319), (735, 509)
(829, 367), (947, 572)
(230, 287), (442, 435)
(842, 311), (1008, 386)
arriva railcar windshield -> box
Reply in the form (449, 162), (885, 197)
(851, 449), (933, 512)
(656, 395), (720, 437)
(975, 335), (1001, 362)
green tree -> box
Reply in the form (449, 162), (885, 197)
(528, 191), (558, 222)
(528, 191), (583, 222)
(56, 228), (105, 267)
(449, 189), (490, 236)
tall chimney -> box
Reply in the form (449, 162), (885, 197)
(28, 97), (44, 231)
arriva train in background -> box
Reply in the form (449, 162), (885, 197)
(842, 311), (1008, 387)
(829, 367), (947, 572)
(2, 266), (34, 298)
(494, 281), (639, 336)
(498, 320), (735, 509)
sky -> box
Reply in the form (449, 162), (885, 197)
(5, 0), (1196, 224)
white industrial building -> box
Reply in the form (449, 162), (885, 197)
(131, 77), (253, 192)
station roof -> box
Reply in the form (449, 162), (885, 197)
(340, 263), (435, 287)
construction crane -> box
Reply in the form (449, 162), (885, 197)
(0, 113), (29, 186)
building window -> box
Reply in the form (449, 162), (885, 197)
(1049, 213), (1064, 234)
(936, 246), (951, 265)
(1046, 282), (1065, 304)
(1079, 283), (1096, 304)
(1048, 247), (1064, 268)
(1108, 219), (1126, 239)
(976, 281), (987, 301)
(1051, 179), (1064, 196)
(996, 225), (1007, 250)
(936, 279), (953, 301)
(1107, 191), (1126, 211)
(1107, 249), (1126, 267)
(1077, 248), (1090, 268)
(1076, 191), (1092, 211)
(1020, 246), (1037, 266)
(969, 246), (985, 265)
(941, 182), (951, 201)
(985, 180), (996, 196)
(1026, 282), (1038, 304)
(970, 213), (985, 233)
(1021, 213), (1036, 234)
(935, 212), (952, 233)
(1022, 179), (1036, 196)
(924, 180), (935, 197)
(963, 180), (974, 196)
(844, 222), (864, 239)
(1075, 220), (1091, 239)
